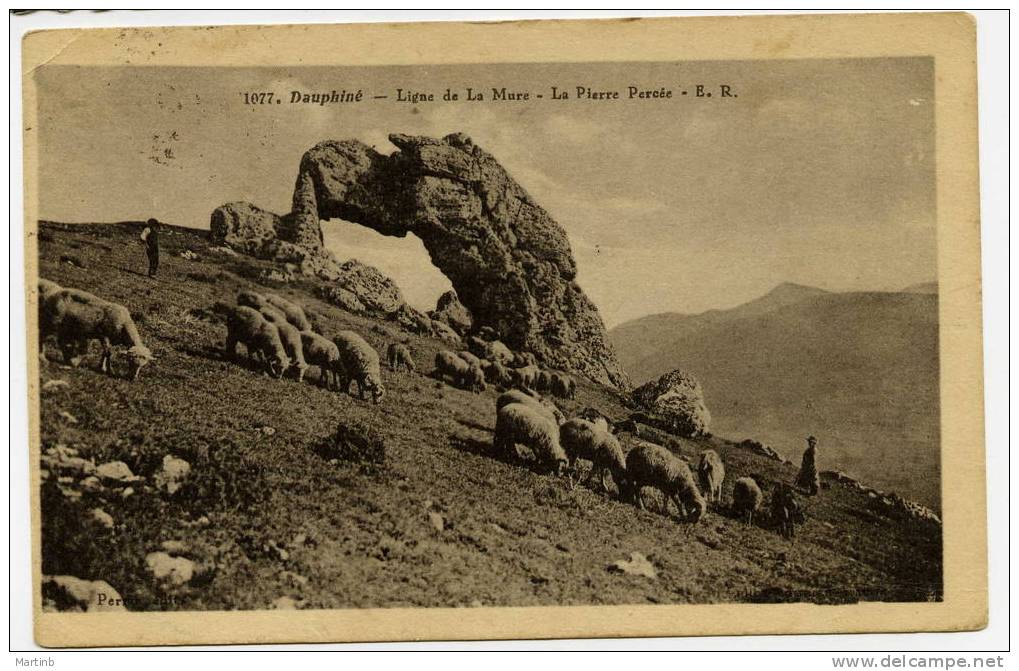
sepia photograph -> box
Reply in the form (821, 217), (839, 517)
(19, 12), (987, 648)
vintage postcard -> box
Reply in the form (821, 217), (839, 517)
(22, 13), (985, 647)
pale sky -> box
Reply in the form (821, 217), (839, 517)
(33, 59), (936, 326)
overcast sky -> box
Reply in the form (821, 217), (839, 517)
(34, 58), (935, 326)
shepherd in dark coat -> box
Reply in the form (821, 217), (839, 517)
(140, 218), (161, 277)
(796, 435), (820, 496)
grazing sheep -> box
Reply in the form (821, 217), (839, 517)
(333, 330), (384, 403)
(486, 340), (514, 365)
(577, 407), (613, 434)
(732, 477), (764, 526)
(493, 402), (567, 474)
(37, 278), (63, 359)
(534, 370), (552, 393)
(464, 362), (487, 393)
(622, 442), (706, 523)
(484, 360), (513, 388)
(558, 418), (627, 493)
(435, 350), (471, 387)
(549, 371), (576, 399)
(770, 482), (804, 539)
(237, 289), (268, 311)
(512, 351), (538, 368)
(496, 389), (565, 425)
(300, 330), (341, 389)
(696, 449), (725, 504)
(511, 364), (540, 389)
(458, 350), (483, 369)
(258, 307), (308, 381)
(386, 342), (416, 372)
(225, 306), (289, 377)
(263, 293), (312, 331)
(41, 287), (153, 379)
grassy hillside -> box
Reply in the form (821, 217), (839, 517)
(35, 222), (941, 611)
(609, 285), (941, 509)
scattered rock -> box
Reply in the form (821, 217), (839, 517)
(57, 410), (78, 424)
(95, 461), (141, 484)
(179, 249), (199, 260)
(145, 552), (196, 586)
(154, 455), (191, 494)
(266, 540), (289, 562)
(318, 285), (366, 314)
(738, 439), (784, 462)
(79, 476), (102, 493)
(209, 245), (238, 257)
(120, 487), (135, 499)
(160, 540), (188, 555)
(469, 599), (483, 608)
(43, 446), (96, 476)
(90, 508), (114, 530)
(271, 596), (299, 610)
(428, 289), (472, 336)
(258, 426), (276, 436)
(428, 511), (446, 533)
(42, 575), (126, 612)
(41, 379), (69, 391)
(607, 552), (657, 579)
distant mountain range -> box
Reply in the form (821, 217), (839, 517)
(609, 282), (941, 508)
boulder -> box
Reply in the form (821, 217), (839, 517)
(317, 286), (366, 314)
(210, 132), (628, 388)
(42, 575), (126, 612)
(154, 455), (191, 495)
(428, 290), (472, 336)
(334, 259), (405, 314)
(209, 201), (281, 256)
(632, 370), (711, 438)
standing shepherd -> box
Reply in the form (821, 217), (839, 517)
(140, 218), (161, 277)
(796, 435), (820, 496)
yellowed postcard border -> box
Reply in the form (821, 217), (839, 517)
(22, 12), (985, 647)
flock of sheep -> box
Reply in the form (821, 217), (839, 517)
(36, 276), (803, 537)
(488, 386), (801, 535)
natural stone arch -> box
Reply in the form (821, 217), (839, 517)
(214, 132), (628, 389)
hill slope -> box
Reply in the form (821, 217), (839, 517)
(35, 223), (941, 612)
(610, 285), (940, 508)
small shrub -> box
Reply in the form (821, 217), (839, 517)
(176, 446), (270, 514)
(315, 418), (386, 471)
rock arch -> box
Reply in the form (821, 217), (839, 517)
(212, 132), (628, 389)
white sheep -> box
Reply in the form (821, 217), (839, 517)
(237, 289), (268, 311)
(458, 350), (483, 369)
(225, 305), (290, 378)
(549, 371), (576, 399)
(464, 362), (487, 393)
(696, 449), (725, 504)
(333, 330), (384, 403)
(558, 418), (627, 494)
(300, 330), (341, 389)
(258, 306), (308, 382)
(511, 364), (540, 390)
(495, 389), (565, 425)
(265, 293), (312, 332)
(435, 349), (468, 382)
(484, 360), (513, 388)
(534, 370), (552, 393)
(493, 402), (567, 474)
(37, 278), (63, 360)
(386, 342), (416, 372)
(41, 287), (153, 379)
(512, 350), (538, 368)
(732, 476), (764, 526)
(623, 442), (706, 523)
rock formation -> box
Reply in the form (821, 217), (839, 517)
(428, 290), (472, 336)
(210, 132), (628, 388)
(632, 369), (711, 438)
